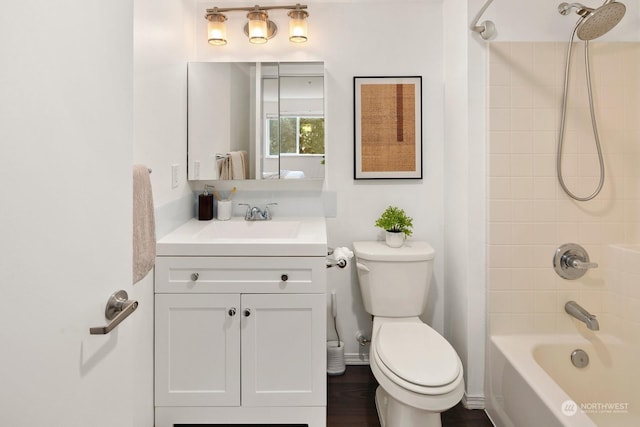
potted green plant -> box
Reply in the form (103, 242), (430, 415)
(375, 206), (413, 247)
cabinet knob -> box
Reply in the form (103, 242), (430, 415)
(281, 274), (289, 282)
(228, 307), (237, 317)
(243, 308), (252, 317)
(191, 272), (199, 281)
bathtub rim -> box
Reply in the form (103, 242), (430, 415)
(488, 334), (627, 427)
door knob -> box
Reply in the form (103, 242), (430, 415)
(243, 308), (252, 317)
(89, 290), (138, 335)
(228, 307), (237, 317)
(281, 274), (288, 282)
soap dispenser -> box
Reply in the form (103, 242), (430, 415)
(198, 185), (214, 220)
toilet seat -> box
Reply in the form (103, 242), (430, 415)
(374, 322), (461, 395)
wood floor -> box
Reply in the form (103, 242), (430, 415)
(327, 365), (494, 427)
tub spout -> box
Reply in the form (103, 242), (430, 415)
(565, 301), (599, 331)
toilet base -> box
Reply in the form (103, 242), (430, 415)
(375, 386), (442, 427)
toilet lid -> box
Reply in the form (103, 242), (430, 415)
(375, 323), (460, 388)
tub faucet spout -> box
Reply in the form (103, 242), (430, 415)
(565, 301), (599, 331)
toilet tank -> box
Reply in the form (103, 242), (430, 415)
(353, 241), (435, 317)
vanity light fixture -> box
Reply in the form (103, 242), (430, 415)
(246, 8), (273, 44)
(288, 5), (309, 43)
(206, 9), (228, 45)
(204, 3), (309, 45)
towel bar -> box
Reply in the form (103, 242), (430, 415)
(90, 290), (138, 335)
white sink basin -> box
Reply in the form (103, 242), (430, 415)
(198, 219), (300, 239)
(156, 217), (327, 257)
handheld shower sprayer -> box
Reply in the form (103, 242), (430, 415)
(558, 1), (626, 41)
(555, 0), (625, 201)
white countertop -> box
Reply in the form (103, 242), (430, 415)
(156, 216), (328, 257)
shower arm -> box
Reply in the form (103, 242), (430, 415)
(559, 2), (594, 16)
(559, 0), (620, 16)
(470, 0), (496, 40)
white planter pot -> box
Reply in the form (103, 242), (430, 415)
(385, 231), (404, 248)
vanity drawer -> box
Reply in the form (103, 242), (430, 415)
(155, 256), (326, 294)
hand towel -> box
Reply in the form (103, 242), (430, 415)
(132, 164), (156, 284)
(229, 150), (248, 179)
(217, 156), (231, 180)
(217, 151), (248, 180)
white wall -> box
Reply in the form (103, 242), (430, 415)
(194, 0), (446, 359)
(134, 0), (195, 207)
(443, 0), (488, 408)
(133, 0), (196, 425)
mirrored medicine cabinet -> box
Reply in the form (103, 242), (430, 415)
(187, 61), (325, 181)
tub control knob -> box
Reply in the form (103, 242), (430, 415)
(553, 243), (597, 280)
(281, 274), (289, 282)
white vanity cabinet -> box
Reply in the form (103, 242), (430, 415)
(154, 255), (327, 427)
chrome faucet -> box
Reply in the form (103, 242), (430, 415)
(239, 203), (277, 221)
(565, 301), (599, 331)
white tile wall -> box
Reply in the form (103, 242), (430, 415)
(605, 244), (640, 342)
(487, 42), (640, 336)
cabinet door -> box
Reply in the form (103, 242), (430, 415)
(241, 294), (326, 407)
(155, 294), (240, 407)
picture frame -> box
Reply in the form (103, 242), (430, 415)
(353, 76), (422, 179)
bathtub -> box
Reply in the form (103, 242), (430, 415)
(486, 334), (639, 427)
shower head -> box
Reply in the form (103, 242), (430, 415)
(577, 2), (626, 40)
(558, 1), (626, 40)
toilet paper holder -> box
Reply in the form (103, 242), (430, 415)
(326, 247), (352, 269)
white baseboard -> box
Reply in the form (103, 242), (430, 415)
(344, 353), (369, 365)
(462, 393), (486, 410)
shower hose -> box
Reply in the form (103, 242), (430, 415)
(556, 19), (606, 202)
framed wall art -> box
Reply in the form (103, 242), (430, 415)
(353, 76), (422, 179)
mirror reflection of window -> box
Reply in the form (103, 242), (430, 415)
(299, 117), (325, 154)
(277, 72), (324, 179)
(269, 116), (324, 156)
(268, 116), (324, 156)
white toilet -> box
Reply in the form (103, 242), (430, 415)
(353, 241), (464, 427)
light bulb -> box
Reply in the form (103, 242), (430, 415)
(247, 10), (269, 44)
(288, 9), (308, 43)
(206, 11), (227, 46)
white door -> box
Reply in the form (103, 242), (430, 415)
(241, 293), (326, 407)
(0, 1), (138, 426)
